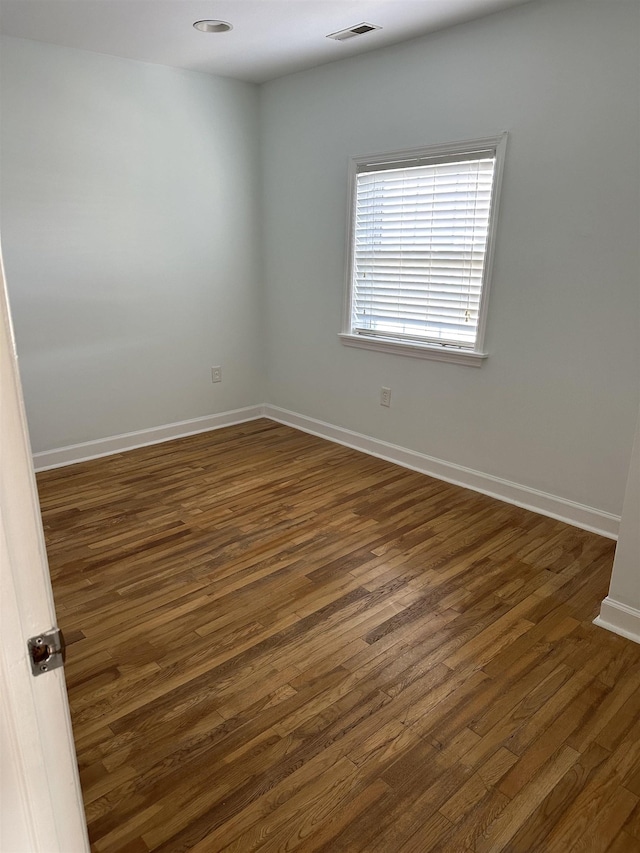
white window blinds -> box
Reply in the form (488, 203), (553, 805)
(351, 152), (497, 349)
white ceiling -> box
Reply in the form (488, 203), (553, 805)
(0, 0), (532, 83)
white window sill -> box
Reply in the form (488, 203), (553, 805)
(339, 333), (488, 367)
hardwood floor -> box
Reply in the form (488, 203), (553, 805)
(36, 419), (640, 852)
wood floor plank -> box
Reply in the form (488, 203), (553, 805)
(474, 744), (580, 852)
(36, 419), (640, 852)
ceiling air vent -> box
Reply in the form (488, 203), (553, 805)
(327, 23), (381, 42)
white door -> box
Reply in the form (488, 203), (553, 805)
(0, 253), (89, 852)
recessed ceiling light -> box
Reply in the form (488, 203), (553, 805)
(193, 20), (233, 34)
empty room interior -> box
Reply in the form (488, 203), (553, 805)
(1, 0), (640, 850)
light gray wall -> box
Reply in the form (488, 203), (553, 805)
(260, 0), (640, 517)
(1, 37), (263, 452)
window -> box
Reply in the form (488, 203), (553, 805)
(340, 134), (507, 366)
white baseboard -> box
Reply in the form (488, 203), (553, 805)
(32, 405), (266, 472)
(33, 402), (621, 540)
(263, 405), (620, 540)
(594, 597), (640, 645)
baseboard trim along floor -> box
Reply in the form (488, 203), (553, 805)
(594, 597), (640, 645)
(32, 405), (266, 472)
(264, 405), (620, 541)
(33, 403), (620, 540)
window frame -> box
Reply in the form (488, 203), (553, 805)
(340, 133), (508, 367)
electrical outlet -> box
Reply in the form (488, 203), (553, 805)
(380, 387), (391, 407)
(211, 366), (222, 383)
